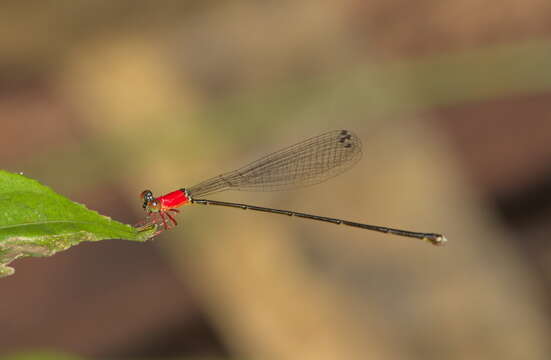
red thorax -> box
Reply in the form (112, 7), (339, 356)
(157, 189), (190, 210)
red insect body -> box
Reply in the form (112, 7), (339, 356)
(157, 190), (190, 210)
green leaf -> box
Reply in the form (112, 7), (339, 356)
(0, 170), (155, 277)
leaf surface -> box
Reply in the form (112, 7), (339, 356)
(0, 170), (154, 276)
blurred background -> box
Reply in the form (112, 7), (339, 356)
(1, 1), (551, 359)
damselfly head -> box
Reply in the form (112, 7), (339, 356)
(140, 190), (159, 212)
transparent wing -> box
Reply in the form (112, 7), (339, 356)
(187, 130), (362, 198)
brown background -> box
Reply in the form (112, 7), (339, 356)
(1, 1), (551, 359)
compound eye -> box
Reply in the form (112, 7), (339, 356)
(140, 190), (155, 201)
